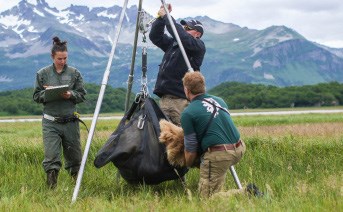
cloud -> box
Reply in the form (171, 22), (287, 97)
(0, 0), (343, 48)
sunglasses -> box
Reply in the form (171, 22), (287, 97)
(184, 25), (196, 31)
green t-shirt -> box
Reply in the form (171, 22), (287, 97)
(181, 94), (240, 152)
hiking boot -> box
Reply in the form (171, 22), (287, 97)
(47, 169), (59, 189)
(246, 183), (263, 197)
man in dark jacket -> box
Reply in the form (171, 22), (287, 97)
(149, 4), (206, 126)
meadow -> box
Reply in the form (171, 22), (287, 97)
(0, 112), (342, 211)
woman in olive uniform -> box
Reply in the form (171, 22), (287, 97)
(33, 37), (86, 188)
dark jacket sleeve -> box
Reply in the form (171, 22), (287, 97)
(149, 17), (174, 52)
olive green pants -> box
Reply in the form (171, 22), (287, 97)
(42, 118), (82, 174)
(159, 95), (189, 126)
(199, 141), (246, 198)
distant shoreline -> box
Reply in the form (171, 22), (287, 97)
(1, 109), (343, 123)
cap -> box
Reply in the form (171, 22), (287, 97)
(180, 19), (204, 37)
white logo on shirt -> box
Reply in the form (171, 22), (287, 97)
(202, 98), (220, 117)
(202, 98), (230, 118)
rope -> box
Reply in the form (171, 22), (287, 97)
(173, 168), (193, 200)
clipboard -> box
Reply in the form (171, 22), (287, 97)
(45, 85), (69, 102)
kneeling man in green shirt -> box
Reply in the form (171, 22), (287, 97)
(181, 71), (246, 198)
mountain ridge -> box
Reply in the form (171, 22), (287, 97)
(0, 0), (343, 91)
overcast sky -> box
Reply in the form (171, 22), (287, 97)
(1, 0), (342, 48)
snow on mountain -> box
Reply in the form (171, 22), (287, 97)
(0, 0), (139, 58)
(249, 25), (304, 55)
(0, 0), (303, 58)
(1, 0), (343, 92)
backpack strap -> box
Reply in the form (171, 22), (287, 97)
(199, 106), (216, 142)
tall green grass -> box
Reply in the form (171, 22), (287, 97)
(0, 114), (342, 211)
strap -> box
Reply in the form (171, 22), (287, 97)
(126, 94), (142, 120)
(199, 106), (216, 142)
(173, 168), (191, 196)
(73, 112), (89, 133)
(75, 117), (89, 133)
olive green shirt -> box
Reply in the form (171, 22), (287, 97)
(33, 64), (86, 116)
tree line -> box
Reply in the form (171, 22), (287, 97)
(0, 81), (342, 116)
(209, 81), (343, 109)
(0, 84), (132, 116)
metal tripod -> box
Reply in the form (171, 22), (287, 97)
(72, 0), (243, 203)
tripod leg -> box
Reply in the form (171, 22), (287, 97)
(116, 170), (121, 183)
(229, 166), (243, 189)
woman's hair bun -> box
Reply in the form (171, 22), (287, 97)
(52, 36), (67, 46)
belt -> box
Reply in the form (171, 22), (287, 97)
(43, 113), (89, 132)
(43, 113), (76, 123)
(207, 140), (242, 152)
(43, 114), (59, 122)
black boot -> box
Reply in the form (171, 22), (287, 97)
(71, 171), (78, 181)
(246, 183), (263, 197)
(47, 169), (59, 189)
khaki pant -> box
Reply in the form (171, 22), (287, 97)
(159, 95), (189, 126)
(199, 140), (246, 198)
(42, 118), (82, 174)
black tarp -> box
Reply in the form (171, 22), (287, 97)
(94, 96), (188, 184)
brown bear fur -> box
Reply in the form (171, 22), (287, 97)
(159, 119), (186, 167)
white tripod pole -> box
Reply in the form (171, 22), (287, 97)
(71, 0), (129, 203)
(160, 0), (193, 72)
(230, 166), (243, 189)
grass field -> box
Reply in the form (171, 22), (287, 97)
(0, 112), (342, 211)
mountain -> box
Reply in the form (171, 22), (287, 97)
(0, 0), (343, 92)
